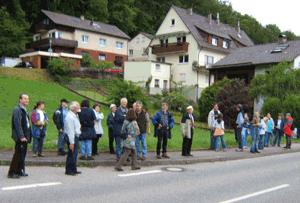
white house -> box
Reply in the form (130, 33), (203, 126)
(148, 5), (253, 100)
(128, 32), (153, 61)
(124, 61), (171, 95)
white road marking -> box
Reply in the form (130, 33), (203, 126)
(2, 182), (62, 191)
(118, 170), (162, 177)
(219, 184), (290, 203)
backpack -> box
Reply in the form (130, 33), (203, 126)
(120, 122), (129, 139)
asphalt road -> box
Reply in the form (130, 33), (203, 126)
(1, 152), (300, 203)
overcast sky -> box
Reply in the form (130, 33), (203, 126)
(228, 0), (300, 35)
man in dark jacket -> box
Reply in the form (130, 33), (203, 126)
(53, 99), (69, 155)
(114, 98), (128, 160)
(273, 113), (284, 147)
(8, 94), (31, 179)
(107, 104), (117, 154)
(181, 106), (196, 156)
(152, 102), (174, 159)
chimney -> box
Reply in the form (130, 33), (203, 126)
(279, 34), (288, 44)
(187, 8), (193, 15)
(216, 12), (220, 24)
(90, 19), (94, 26)
(208, 13), (212, 24)
(80, 15), (85, 21)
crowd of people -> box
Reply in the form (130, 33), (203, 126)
(7, 94), (295, 178)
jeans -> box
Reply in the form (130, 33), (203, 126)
(215, 135), (226, 151)
(136, 133), (147, 158)
(32, 137), (45, 154)
(66, 137), (79, 174)
(242, 128), (248, 147)
(273, 129), (283, 146)
(156, 129), (168, 155)
(58, 131), (66, 152)
(210, 129), (215, 150)
(258, 133), (265, 150)
(264, 132), (272, 147)
(250, 127), (259, 152)
(80, 140), (92, 157)
(8, 141), (27, 175)
(236, 127), (243, 149)
(115, 136), (122, 159)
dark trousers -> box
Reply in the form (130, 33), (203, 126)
(273, 130), (283, 146)
(156, 129), (168, 155)
(182, 129), (193, 155)
(66, 137), (79, 174)
(8, 141), (27, 175)
(92, 134), (102, 155)
(286, 136), (292, 149)
(210, 129), (215, 150)
(236, 127), (243, 149)
(115, 148), (138, 169)
(32, 137), (45, 154)
(108, 129), (115, 153)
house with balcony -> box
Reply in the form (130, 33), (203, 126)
(20, 10), (130, 69)
(148, 5), (254, 100)
(128, 32), (153, 61)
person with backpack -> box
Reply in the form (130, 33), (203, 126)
(92, 103), (104, 156)
(283, 113), (294, 149)
(213, 113), (226, 152)
(235, 104), (245, 152)
(31, 101), (48, 157)
(78, 100), (96, 160)
(115, 109), (140, 171)
(53, 99), (69, 156)
(152, 102), (175, 159)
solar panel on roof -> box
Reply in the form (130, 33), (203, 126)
(271, 43), (289, 54)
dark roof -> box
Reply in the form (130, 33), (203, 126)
(211, 40), (300, 69)
(139, 32), (154, 39)
(172, 6), (254, 52)
(41, 10), (130, 40)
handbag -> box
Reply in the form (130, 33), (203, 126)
(214, 127), (224, 137)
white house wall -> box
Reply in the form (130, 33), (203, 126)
(294, 55), (300, 69)
(128, 33), (151, 60)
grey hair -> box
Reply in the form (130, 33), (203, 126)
(120, 97), (128, 103)
(135, 100), (143, 106)
(69, 101), (80, 111)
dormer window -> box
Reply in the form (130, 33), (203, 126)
(43, 18), (49, 25)
(171, 19), (175, 26)
(223, 40), (229, 49)
(212, 36), (218, 46)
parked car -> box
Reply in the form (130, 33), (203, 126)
(14, 61), (33, 68)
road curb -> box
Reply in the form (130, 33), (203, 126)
(1, 149), (300, 168)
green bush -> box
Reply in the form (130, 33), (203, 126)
(198, 78), (231, 122)
(47, 58), (72, 81)
(282, 95), (300, 127)
(81, 54), (94, 67)
(94, 61), (114, 70)
(108, 79), (148, 108)
(261, 97), (282, 117)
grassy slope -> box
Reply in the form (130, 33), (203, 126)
(0, 70), (238, 151)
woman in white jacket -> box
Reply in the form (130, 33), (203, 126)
(92, 103), (104, 156)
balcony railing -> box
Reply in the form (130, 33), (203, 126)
(27, 38), (78, 49)
(152, 42), (189, 55)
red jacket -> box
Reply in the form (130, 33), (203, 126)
(283, 116), (294, 137)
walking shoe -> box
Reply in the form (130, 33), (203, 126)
(87, 156), (94, 160)
(20, 171), (28, 177)
(132, 167), (141, 170)
(33, 153), (38, 157)
(235, 148), (243, 152)
(137, 156), (142, 160)
(65, 172), (77, 176)
(79, 156), (86, 160)
(75, 171), (82, 174)
(7, 174), (20, 179)
(255, 150), (261, 153)
(187, 154), (193, 157)
(115, 167), (124, 172)
(38, 153), (45, 157)
(162, 153), (170, 159)
(58, 150), (66, 156)
(156, 155), (162, 159)
(141, 156), (146, 161)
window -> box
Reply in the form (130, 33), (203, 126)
(114, 56), (123, 66)
(223, 40), (229, 49)
(82, 35), (89, 43)
(163, 80), (168, 90)
(136, 37), (140, 44)
(154, 79), (160, 88)
(177, 36), (186, 44)
(57, 32), (63, 39)
(98, 54), (106, 61)
(155, 64), (161, 72)
(179, 73), (186, 82)
(43, 18), (49, 25)
(171, 19), (175, 26)
(205, 55), (214, 65)
(157, 57), (165, 63)
(160, 39), (168, 47)
(99, 38), (106, 47)
(212, 36), (218, 46)
(116, 41), (123, 49)
(179, 55), (189, 64)
(49, 32), (55, 38)
(129, 49), (133, 56)
(33, 35), (40, 41)
(141, 37), (145, 43)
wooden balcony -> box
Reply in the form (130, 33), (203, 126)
(152, 42), (189, 55)
(27, 38), (78, 49)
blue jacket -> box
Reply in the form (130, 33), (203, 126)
(114, 107), (128, 137)
(152, 110), (174, 138)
